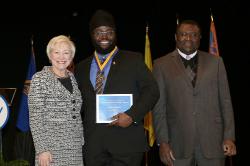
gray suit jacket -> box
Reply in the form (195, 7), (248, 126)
(152, 50), (235, 159)
(28, 66), (84, 165)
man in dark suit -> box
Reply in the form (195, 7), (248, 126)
(152, 20), (236, 166)
(75, 10), (159, 166)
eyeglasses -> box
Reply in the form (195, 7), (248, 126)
(93, 30), (114, 37)
(177, 32), (201, 39)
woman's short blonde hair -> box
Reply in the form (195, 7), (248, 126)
(46, 35), (76, 58)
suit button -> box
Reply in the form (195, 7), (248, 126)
(73, 108), (75, 111)
(72, 116), (76, 119)
(72, 100), (75, 103)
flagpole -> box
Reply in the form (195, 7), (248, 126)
(210, 8), (214, 23)
(176, 13), (179, 25)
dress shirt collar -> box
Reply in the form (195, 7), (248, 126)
(177, 49), (197, 60)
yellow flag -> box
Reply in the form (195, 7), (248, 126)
(144, 26), (155, 147)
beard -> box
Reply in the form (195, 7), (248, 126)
(92, 38), (117, 54)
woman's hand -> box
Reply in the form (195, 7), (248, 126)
(38, 151), (52, 166)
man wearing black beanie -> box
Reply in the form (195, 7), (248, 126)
(75, 9), (159, 166)
(89, 9), (117, 55)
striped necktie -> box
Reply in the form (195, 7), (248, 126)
(95, 58), (105, 94)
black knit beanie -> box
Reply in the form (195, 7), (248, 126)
(89, 10), (116, 32)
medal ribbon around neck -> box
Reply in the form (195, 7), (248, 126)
(94, 46), (118, 72)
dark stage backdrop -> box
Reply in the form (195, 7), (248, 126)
(0, 1), (246, 165)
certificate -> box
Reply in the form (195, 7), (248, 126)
(96, 94), (133, 123)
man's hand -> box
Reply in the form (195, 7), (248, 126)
(109, 113), (133, 128)
(223, 139), (237, 156)
(159, 142), (175, 166)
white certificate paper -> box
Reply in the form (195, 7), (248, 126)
(96, 94), (133, 123)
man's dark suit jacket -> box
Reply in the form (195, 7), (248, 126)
(75, 50), (159, 154)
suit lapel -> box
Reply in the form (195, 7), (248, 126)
(85, 56), (96, 93)
(194, 51), (205, 92)
(102, 50), (120, 93)
(171, 50), (193, 88)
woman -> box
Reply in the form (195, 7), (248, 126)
(28, 35), (84, 166)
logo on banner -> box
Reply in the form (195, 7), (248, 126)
(0, 95), (10, 129)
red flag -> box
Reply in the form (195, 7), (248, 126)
(209, 15), (219, 56)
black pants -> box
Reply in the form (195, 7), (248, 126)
(85, 149), (143, 166)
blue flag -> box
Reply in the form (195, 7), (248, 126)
(16, 44), (36, 132)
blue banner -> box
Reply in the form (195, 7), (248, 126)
(16, 45), (36, 132)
